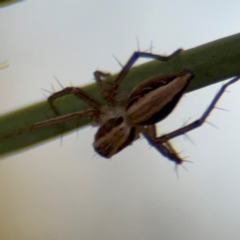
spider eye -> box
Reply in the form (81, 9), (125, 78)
(115, 116), (123, 125)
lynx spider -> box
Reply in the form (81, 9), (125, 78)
(3, 49), (240, 164)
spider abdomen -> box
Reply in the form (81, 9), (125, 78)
(126, 71), (193, 125)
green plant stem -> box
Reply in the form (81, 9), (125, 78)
(0, 0), (24, 7)
(1, 33), (240, 157)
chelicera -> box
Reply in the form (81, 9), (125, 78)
(4, 49), (240, 164)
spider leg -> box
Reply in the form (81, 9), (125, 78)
(3, 109), (97, 140)
(107, 48), (183, 101)
(93, 71), (112, 100)
(158, 75), (240, 142)
(48, 87), (102, 115)
(143, 125), (183, 164)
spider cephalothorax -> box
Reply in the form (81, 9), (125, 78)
(3, 49), (240, 165)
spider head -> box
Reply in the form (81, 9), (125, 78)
(93, 116), (138, 158)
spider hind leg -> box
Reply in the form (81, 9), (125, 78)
(143, 124), (184, 165)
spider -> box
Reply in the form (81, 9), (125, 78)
(3, 49), (240, 164)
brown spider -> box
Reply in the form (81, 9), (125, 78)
(3, 49), (240, 164)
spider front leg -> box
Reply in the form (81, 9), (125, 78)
(2, 109), (98, 140)
(94, 48), (183, 102)
(48, 87), (102, 115)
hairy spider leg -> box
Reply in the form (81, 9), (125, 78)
(48, 87), (102, 115)
(144, 75), (240, 164)
(158, 75), (240, 142)
(94, 48), (183, 102)
(143, 124), (183, 164)
(2, 109), (97, 140)
(93, 71), (112, 100)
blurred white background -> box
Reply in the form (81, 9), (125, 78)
(1, 0), (240, 239)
